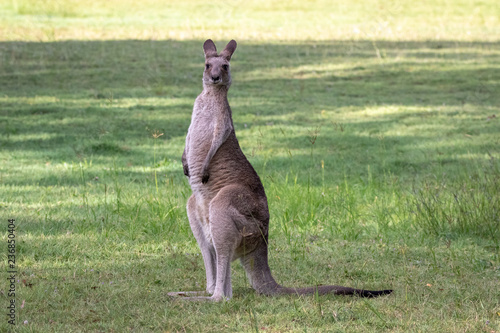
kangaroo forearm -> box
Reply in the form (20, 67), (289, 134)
(201, 124), (231, 173)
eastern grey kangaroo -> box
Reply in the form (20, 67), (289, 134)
(169, 39), (392, 301)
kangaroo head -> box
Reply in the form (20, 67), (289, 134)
(202, 39), (237, 87)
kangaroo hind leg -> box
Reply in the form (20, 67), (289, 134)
(207, 194), (244, 301)
(170, 191), (243, 302)
(168, 195), (216, 299)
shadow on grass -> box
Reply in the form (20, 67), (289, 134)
(1, 39), (499, 241)
(1, 39), (498, 102)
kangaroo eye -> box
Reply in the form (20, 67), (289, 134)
(205, 64), (210, 70)
(222, 64), (229, 71)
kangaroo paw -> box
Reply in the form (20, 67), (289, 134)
(201, 171), (210, 184)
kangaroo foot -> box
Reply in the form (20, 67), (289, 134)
(167, 291), (211, 297)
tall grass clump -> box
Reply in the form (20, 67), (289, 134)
(410, 158), (500, 241)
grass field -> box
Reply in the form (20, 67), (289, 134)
(1, 0), (499, 332)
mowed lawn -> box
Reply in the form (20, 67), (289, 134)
(0, 0), (499, 332)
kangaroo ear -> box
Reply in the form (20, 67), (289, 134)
(203, 39), (218, 58)
(220, 40), (237, 61)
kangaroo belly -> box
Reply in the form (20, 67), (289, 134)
(188, 134), (254, 195)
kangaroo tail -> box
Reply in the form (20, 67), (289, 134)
(241, 244), (392, 298)
(271, 285), (393, 298)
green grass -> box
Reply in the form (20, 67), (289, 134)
(1, 0), (500, 331)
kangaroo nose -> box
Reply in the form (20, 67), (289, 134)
(212, 76), (220, 81)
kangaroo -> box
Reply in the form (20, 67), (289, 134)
(168, 39), (393, 301)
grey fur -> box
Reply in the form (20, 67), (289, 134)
(169, 39), (393, 301)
